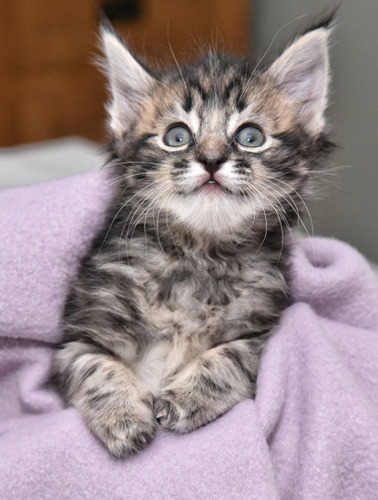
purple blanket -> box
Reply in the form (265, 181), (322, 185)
(1, 170), (378, 499)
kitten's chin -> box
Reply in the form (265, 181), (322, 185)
(163, 191), (255, 239)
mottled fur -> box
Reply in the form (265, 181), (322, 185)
(53, 19), (334, 457)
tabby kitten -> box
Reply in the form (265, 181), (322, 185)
(54, 19), (333, 457)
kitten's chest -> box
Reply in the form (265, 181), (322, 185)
(133, 256), (252, 392)
(129, 250), (285, 393)
(139, 254), (261, 342)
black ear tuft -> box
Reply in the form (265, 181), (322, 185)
(301, 7), (338, 35)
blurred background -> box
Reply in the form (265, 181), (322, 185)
(0, 0), (250, 146)
(0, 0), (377, 262)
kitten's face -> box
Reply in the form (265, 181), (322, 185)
(102, 27), (332, 239)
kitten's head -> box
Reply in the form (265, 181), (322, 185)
(101, 20), (333, 241)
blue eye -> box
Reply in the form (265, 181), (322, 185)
(164, 125), (192, 147)
(236, 125), (265, 148)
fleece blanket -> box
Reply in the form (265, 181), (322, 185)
(1, 169), (378, 500)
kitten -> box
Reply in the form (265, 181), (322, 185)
(53, 18), (333, 457)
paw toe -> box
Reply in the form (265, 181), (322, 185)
(154, 397), (180, 429)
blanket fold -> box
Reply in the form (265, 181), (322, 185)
(0, 170), (377, 500)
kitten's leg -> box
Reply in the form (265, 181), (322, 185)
(155, 338), (262, 432)
(54, 341), (156, 457)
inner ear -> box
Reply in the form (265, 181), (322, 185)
(100, 26), (155, 139)
(266, 27), (331, 136)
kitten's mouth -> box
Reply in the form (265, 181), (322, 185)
(203, 179), (222, 190)
(196, 178), (232, 195)
(187, 172), (233, 197)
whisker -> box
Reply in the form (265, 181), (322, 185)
(247, 186), (283, 257)
(122, 182), (168, 240)
(100, 180), (163, 254)
(251, 181), (295, 264)
(148, 184), (176, 257)
(166, 23), (189, 94)
(124, 181), (174, 257)
(241, 184), (270, 258)
(273, 178), (315, 234)
(268, 177), (318, 265)
(164, 194), (181, 255)
(104, 170), (157, 189)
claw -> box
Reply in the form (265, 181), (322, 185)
(155, 410), (166, 420)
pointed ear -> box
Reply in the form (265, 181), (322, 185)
(100, 26), (155, 139)
(266, 27), (331, 136)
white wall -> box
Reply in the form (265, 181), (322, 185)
(253, 0), (378, 262)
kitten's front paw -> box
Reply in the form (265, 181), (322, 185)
(88, 390), (157, 457)
(154, 389), (211, 433)
(154, 392), (181, 430)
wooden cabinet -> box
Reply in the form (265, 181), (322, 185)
(0, 1), (105, 146)
(0, 0), (252, 146)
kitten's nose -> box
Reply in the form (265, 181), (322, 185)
(198, 155), (226, 175)
(197, 134), (227, 175)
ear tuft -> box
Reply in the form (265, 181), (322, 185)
(100, 25), (155, 139)
(267, 25), (332, 136)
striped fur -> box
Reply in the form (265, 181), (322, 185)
(53, 20), (334, 457)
